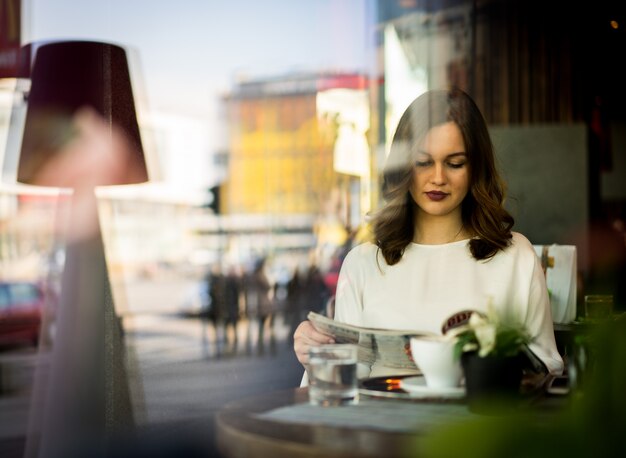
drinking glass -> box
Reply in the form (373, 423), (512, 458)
(308, 344), (358, 406)
(584, 294), (614, 320)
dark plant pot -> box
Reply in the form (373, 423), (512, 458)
(461, 351), (523, 414)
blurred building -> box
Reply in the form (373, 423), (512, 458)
(205, 72), (374, 270)
(221, 72), (371, 229)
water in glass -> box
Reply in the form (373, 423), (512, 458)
(308, 344), (358, 406)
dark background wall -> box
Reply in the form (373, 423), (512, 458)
(492, 124), (588, 247)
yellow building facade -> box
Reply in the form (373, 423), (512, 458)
(222, 74), (368, 218)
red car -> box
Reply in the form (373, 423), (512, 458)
(0, 281), (51, 349)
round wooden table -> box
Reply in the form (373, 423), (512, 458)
(216, 387), (419, 458)
(216, 371), (565, 458)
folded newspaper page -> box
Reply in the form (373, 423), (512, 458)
(307, 312), (437, 370)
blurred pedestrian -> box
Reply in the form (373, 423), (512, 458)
(303, 264), (331, 316)
(207, 264), (226, 356)
(223, 265), (243, 353)
(244, 258), (275, 354)
(285, 267), (305, 343)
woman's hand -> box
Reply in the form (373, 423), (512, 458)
(293, 320), (335, 366)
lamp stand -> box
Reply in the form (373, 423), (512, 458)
(27, 191), (134, 457)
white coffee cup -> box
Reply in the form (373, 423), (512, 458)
(410, 336), (463, 389)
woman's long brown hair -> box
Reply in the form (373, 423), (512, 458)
(372, 87), (513, 265)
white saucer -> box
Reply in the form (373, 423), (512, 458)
(400, 376), (465, 399)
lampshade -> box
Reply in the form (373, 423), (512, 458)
(17, 40), (149, 186)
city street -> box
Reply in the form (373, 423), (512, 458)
(0, 275), (305, 457)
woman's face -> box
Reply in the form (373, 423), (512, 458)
(409, 121), (470, 220)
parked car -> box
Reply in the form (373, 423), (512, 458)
(0, 281), (54, 350)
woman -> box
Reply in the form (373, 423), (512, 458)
(294, 87), (564, 379)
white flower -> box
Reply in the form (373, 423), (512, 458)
(474, 322), (496, 357)
(468, 311), (488, 328)
(450, 299), (530, 360)
(462, 342), (478, 352)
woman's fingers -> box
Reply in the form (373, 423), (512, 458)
(404, 342), (414, 363)
(293, 320), (335, 365)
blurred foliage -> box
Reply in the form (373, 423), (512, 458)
(415, 314), (626, 458)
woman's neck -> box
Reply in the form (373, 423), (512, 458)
(413, 213), (467, 245)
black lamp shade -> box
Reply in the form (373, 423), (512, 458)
(17, 40), (148, 186)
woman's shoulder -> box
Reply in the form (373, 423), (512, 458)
(340, 241), (382, 271)
(510, 231), (532, 246)
(505, 232), (538, 259)
(344, 241), (379, 260)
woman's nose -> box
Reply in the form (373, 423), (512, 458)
(431, 163), (446, 185)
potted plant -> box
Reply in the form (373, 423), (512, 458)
(449, 304), (532, 413)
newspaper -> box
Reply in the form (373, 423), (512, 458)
(307, 312), (437, 370)
(308, 311), (549, 375)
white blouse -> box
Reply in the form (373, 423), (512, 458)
(332, 232), (564, 377)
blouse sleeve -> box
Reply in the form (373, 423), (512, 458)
(525, 250), (565, 375)
(333, 248), (365, 324)
(333, 246), (372, 379)
(302, 246), (370, 386)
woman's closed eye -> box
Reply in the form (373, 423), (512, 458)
(414, 160), (466, 169)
